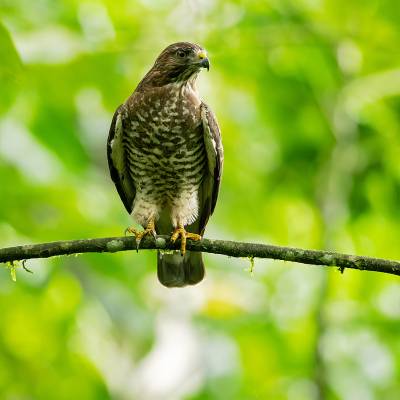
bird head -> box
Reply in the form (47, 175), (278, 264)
(143, 42), (210, 87)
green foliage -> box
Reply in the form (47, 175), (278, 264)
(0, 22), (22, 115)
(1, 1), (400, 399)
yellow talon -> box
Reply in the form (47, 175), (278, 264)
(125, 219), (156, 251)
(170, 224), (202, 256)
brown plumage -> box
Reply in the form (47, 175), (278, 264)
(107, 42), (223, 287)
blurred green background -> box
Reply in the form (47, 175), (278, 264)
(1, 1), (400, 399)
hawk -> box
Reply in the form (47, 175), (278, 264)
(107, 42), (223, 287)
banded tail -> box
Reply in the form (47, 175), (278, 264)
(157, 251), (205, 287)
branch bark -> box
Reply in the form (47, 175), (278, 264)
(1, 235), (399, 276)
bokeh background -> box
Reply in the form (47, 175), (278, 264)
(1, 1), (400, 399)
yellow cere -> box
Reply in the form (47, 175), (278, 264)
(198, 51), (207, 59)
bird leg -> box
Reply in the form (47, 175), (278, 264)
(125, 219), (156, 251)
(170, 223), (202, 256)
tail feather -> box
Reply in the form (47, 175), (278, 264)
(157, 251), (205, 288)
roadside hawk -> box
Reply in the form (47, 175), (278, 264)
(107, 42), (223, 287)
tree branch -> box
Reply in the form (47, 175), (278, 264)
(0, 235), (399, 276)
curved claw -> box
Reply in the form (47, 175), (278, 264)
(170, 225), (202, 256)
(125, 220), (156, 252)
(135, 236), (142, 252)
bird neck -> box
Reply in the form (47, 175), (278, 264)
(136, 67), (199, 91)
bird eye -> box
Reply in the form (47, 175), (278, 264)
(177, 50), (186, 58)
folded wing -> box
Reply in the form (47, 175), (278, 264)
(107, 105), (136, 214)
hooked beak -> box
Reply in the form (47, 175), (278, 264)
(201, 58), (210, 71)
(198, 51), (210, 71)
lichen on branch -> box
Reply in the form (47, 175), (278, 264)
(0, 235), (399, 277)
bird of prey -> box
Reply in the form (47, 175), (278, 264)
(107, 42), (223, 287)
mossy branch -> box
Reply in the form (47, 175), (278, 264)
(0, 235), (399, 276)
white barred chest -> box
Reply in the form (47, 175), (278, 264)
(124, 85), (207, 208)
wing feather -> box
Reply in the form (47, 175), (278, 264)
(107, 105), (136, 214)
(197, 102), (224, 234)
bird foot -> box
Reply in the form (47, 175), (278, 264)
(170, 226), (202, 256)
(125, 220), (156, 252)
